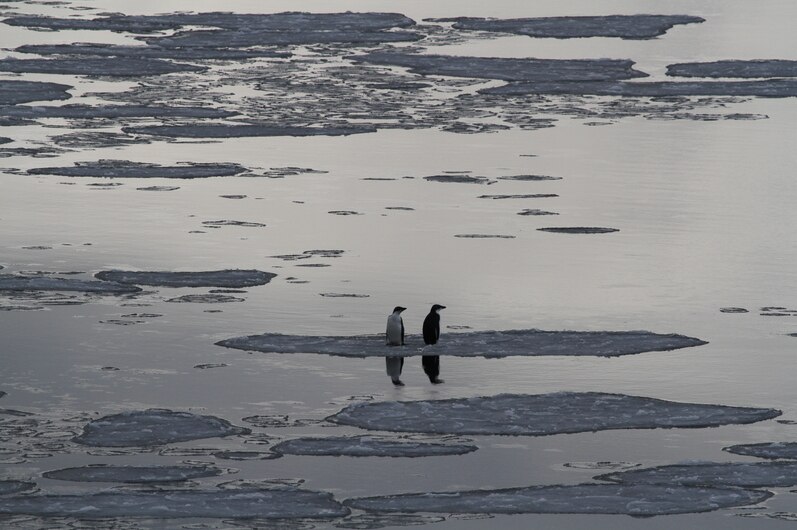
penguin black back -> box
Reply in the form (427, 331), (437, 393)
(422, 304), (445, 345)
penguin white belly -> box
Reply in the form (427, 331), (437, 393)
(386, 314), (403, 346)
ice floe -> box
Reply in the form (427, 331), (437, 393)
(483, 79), (797, 97)
(351, 52), (648, 82)
(214, 450), (280, 461)
(598, 461), (797, 488)
(424, 174), (491, 184)
(167, 294), (245, 303)
(29, 161), (246, 178)
(0, 481), (34, 496)
(217, 329), (705, 359)
(667, 60), (797, 78)
(0, 275), (141, 294)
(43, 464), (223, 483)
(0, 105), (234, 120)
(94, 269), (275, 288)
(16, 43), (290, 60)
(0, 58), (204, 76)
(479, 193), (558, 199)
(327, 392), (780, 435)
(270, 435), (478, 457)
(538, 227), (619, 234)
(724, 442), (797, 460)
(0, 80), (72, 105)
(146, 29), (421, 48)
(518, 209), (558, 216)
(73, 409), (250, 447)
(720, 307), (749, 313)
(0, 489), (349, 519)
(124, 124), (377, 138)
(344, 484), (769, 516)
(498, 174), (562, 181)
(455, 234), (515, 239)
(428, 15), (704, 40)
(202, 220), (267, 228)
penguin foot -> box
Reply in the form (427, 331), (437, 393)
(391, 378), (405, 386)
(430, 378), (445, 385)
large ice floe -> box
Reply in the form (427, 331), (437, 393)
(43, 464), (223, 483)
(73, 409), (250, 447)
(350, 52), (648, 82)
(94, 269), (276, 288)
(0, 58), (204, 77)
(0, 80), (72, 105)
(16, 43), (291, 61)
(0, 274), (141, 294)
(29, 161), (246, 178)
(327, 393), (780, 436)
(344, 484), (769, 516)
(216, 329), (706, 358)
(3, 105), (235, 120)
(270, 435), (478, 457)
(597, 461), (797, 488)
(0, 481), (35, 496)
(482, 79), (797, 97)
(429, 15), (704, 39)
(123, 124), (377, 138)
(724, 442), (797, 460)
(666, 60), (797, 78)
(0, 489), (349, 519)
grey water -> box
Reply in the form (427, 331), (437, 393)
(1, 0), (797, 528)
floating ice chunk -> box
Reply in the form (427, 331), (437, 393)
(0, 137), (11, 145)
(73, 409), (251, 447)
(344, 484), (769, 516)
(146, 29), (421, 48)
(0, 80), (72, 105)
(0, 488), (349, 519)
(667, 60), (797, 78)
(95, 270), (275, 288)
(479, 194), (558, 199)
(167, 294), (244, 303)
(483, 79), (797, 97)
(429, 15), (704, 40)
(202, 220), (267, 228)
(720, 307), (749, 313)
(598, 461), (797, 488)
(271, 435), (478, 457)
(1, 105), (234, 120)
(0, 481), (34, 495)
(16, 44), (290, 60)
(137, 186), (180, 191)
(518, 209), (558, 216)
(498, 174), (562, 181)
(123, 124), (377, 138)
(351, 52), (648, 82)
(214, 450), (280, 460)
(319, 293), (370, 298)
(538, 227), (619, 234)
(454, 234), (515, 238)
(216, 329), (706, 359)
(724, 442), (797, 460)
(0, 275), (141, 294)
(424, 174), (491, 184)
(327, 392), (780, 436)
(43, 464), (223, 483)
(0, 58), (204, 77)
(29, 161), (246, 178)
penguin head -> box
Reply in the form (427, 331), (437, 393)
(431, 304), (446, 313)
(392, 306), (407, 314)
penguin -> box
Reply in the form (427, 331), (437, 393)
(385, 306), (406, 386)
(422, 304), (445, 384)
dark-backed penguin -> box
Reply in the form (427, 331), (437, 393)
(422, 304), (446, 384)
(385, 306), (406, 386)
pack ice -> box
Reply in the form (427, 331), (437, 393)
(43, 464), (222, 483)
(271, 435), (478, 457)
(0, 275), (141, 294)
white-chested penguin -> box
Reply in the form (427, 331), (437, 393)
(422, 304), (445, 384)
(385, 306), (406, 386)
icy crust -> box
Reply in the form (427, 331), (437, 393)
(0, 489), (349, 519)
(598, 462), (797, 488)
(724, 442), (797, 460)
(0, 58), (204, 77)
(270, 435), (478, 457)
(215, 329), (706, 359)
(73, 409), (251, 447)
(0, 275), (141, 294)
(0, 481), (34, 496)
(123, 124), (377, 138)
(344, 484), (770, 516)
(483, 79), (797, 97)
(16, 44), (291, 60)
(95, 270), (275, 287)
(350, 52), (648, 82)
(667, 60), (797, 78)
(43, 465), (222, 483)
(0, 80), (72, 105)
(327, 393), (781, 436)
(430, 15), (704, 40)
(3, 106), (235, 120)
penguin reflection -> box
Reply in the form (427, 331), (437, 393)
(422, 304), (446, 384)
(385, 306), (406, 386)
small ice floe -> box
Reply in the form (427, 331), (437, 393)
(454, 234), (516, 239)
(270, 435), (478, 457)
(43, 464), (223, 483)
(0, 274), (141, 294)
(563, 461), (640, 471)
(242, 415), (319, 428)
(0, 58), (204, 76)
(0, 80), (72, 105)
(123, 124), (377, 138)
(351, 53), (647, 82)
(213, 450), (280, 461)
(137, 186), (180, 191)
(427, 15), (704, 40)
(328, 210), (363, 216)
(720, 307), (749, 313)
(344, 484), (769, 516)
(0, 488), (349, 519)
(16, 43), (290, 61)
(216, 329), (706, 359)
(28, 160), (246, 178)
(320, 293), (370, 298)
(270, 250), (344, 261)
(220, 194), (247, 199)
(518, 209), (558, 216)
(95, 269), (276, 288)
(73, 409), (251, 447)
(202, 220), (267, 228)
(0, 481), (35, 496)
(667, 60), (797, 78)
(167, 294), (244, 303)
(538, 227), (619, 234)
(597, 461), (797, 488)
(336, 513), (445, 528)
(498, 175), (562, 181)
(479, 193), (558, 199)
(147, 29), (420, 47)
(327, 392), (780, 436)
(724, 442), (797, 460)
(423, 174), (491, 184)
(194, 363), (228, 370)
(0, 137), (11, 145)
(1, 105), (234, 120)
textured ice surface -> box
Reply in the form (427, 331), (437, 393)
(0, 58), (204, 77)
(344, 484), (769, 516)
(598, 461), (797, 488)
(43, 464), (223, 483)
(0, 80), (72, 105)
(0, 275), (141, 294)
(667, 60), (797, 78)
(271, 435), (478, 457)
(0, 489), (349, 519)
(538, 227), (619, 234)
(73, 409), (250, 447)
(95, 270), (275, 288)
(16, 43), (290, 60)
(124, 124), (377, 138)
(429, 15), (704, 40)
(216, 329), (705, 359)
(328, 392), (781, 435)
(724, 442), (797, 460)
(29, 161), (246, 178)
(351, 52), (647, 82)
(484, 79), (797, 97)
(3, 105), (234, 120)
(0, 481), (34, 496)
